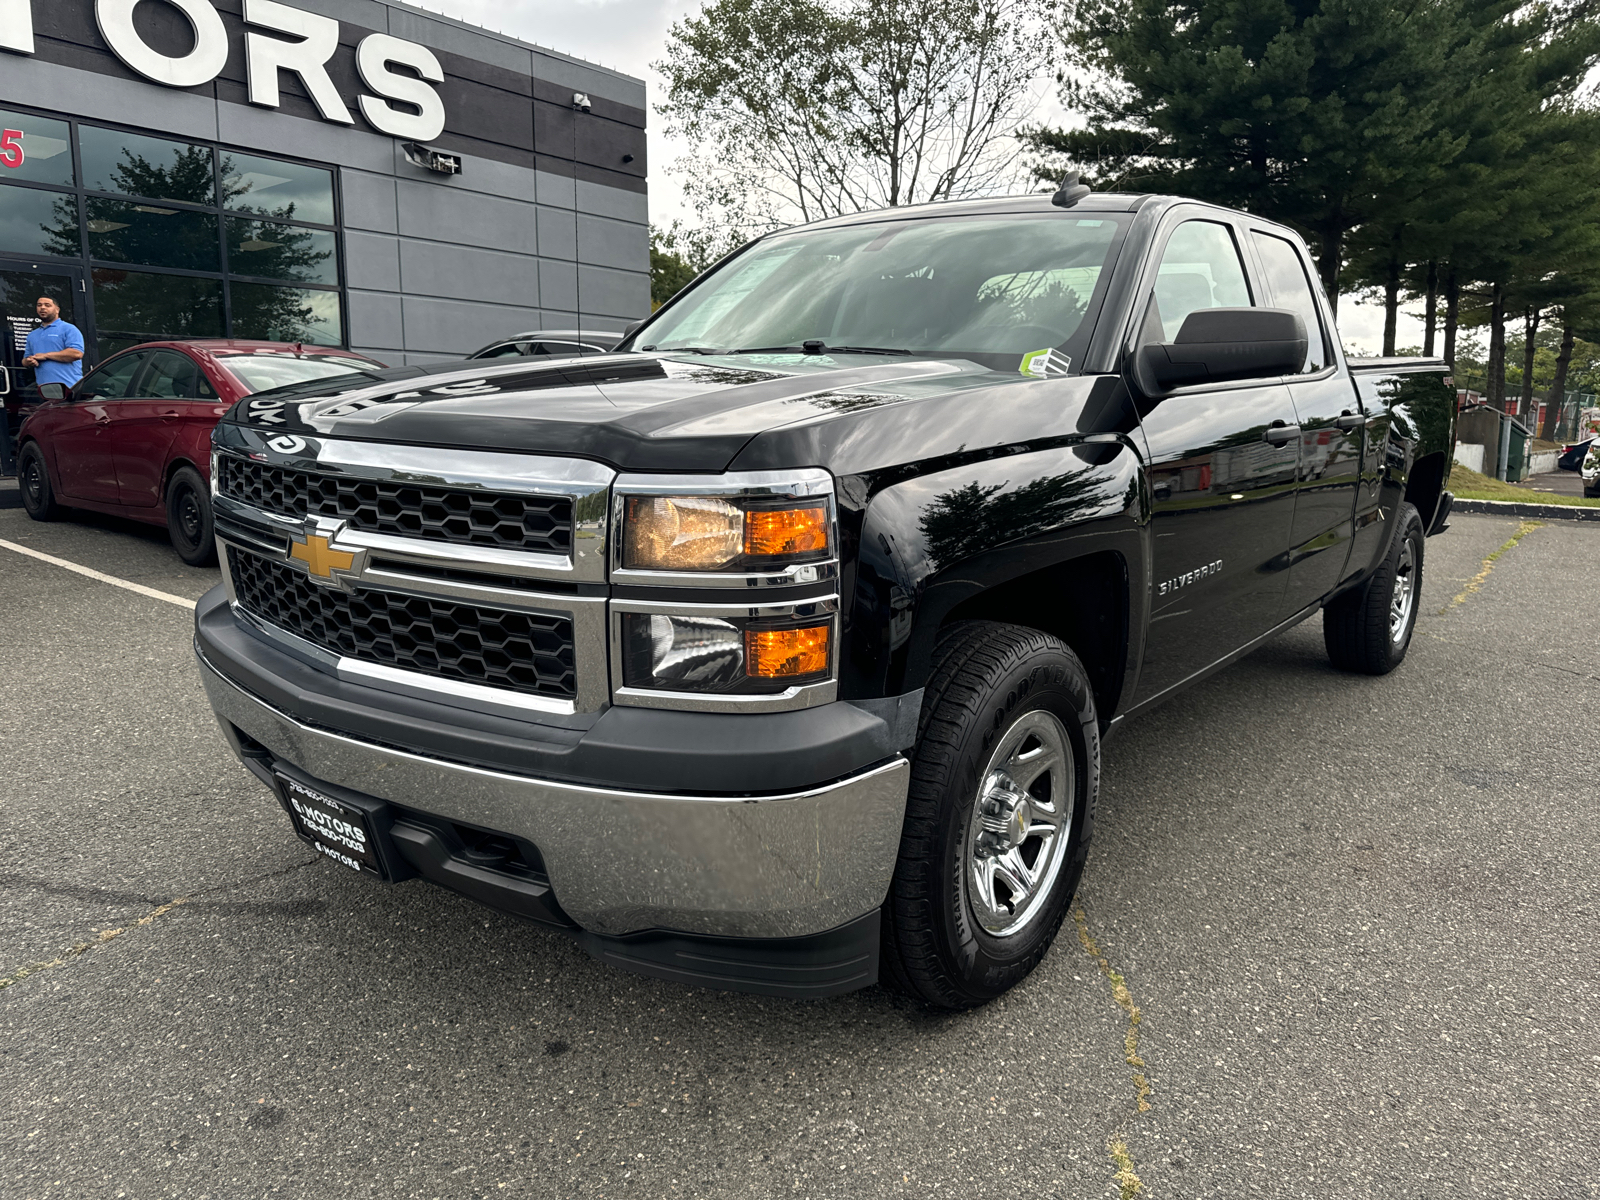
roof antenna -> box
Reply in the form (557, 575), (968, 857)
(1051, 170), (1091, 208)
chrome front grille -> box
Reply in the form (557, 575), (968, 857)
(216, 457), (573, 555)
(228, 548), (578, 700)
(211, 429), (612, 717)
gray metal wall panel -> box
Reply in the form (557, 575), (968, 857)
(537, 260), (578, 314)
(531, 51), (647, 111)
(216, 104), (395, 175)
(388, 145), (538, 205)
(576, 264), (648, 320)
(347, 290), (406, 350)
(399, 240), (540, 308)
(386, 10), (534, 77)
(341, 171), (399, 235)
(577, 180), (648, 225)
(401, 295), (542, 355)
(534, 171), (575, 210)
(579, 214), (649, 273)
(535, 207), (576, 262)
(344, 231), (402, 292)
(396, 181), (538, 256)
(0, 54), (219, 142)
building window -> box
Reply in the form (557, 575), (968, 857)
(0, 109), (75, 187)
(0, 107), (345, 356)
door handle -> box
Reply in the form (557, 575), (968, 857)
(160, 408), (180, 420)
(1262, 422), (1301, 445)
(1333, 411), (1365, 430)
(93, 414), (110, 426)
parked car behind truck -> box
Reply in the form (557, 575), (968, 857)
(193, 193), (1455, 1008)
(15, 340), (383, 564)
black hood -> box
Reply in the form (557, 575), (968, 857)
(225, 352), (1000, 471)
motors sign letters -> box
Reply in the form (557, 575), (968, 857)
(2, 0), (448, 143)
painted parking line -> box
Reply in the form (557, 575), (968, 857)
(0, 537), (196, 610)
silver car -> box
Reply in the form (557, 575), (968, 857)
(468, 329), (623, 360)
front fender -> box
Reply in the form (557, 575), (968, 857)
(843, 439), (1148, 701)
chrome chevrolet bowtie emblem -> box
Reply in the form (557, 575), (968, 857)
(288, 519), (364, 589)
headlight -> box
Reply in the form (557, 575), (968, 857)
(619, 610), (833, 695)
(613, 470), (835, 580)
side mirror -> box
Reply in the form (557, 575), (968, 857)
(1138, 308), (1306, 392)
(623, 320), (644, 336)
(37, 382), (69, 401)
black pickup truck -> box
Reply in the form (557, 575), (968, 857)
(193, 192), (1454, 1009)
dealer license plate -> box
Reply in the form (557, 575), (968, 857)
(277, 773), (385, 878)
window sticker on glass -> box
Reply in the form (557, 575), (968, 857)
(1020, 347), (1072, 378)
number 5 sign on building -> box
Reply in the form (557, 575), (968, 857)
(0, 129), (23, 169)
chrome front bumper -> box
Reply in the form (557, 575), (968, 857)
(197, 653), (910, 940)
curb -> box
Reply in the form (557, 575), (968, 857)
(1453, 498), (1600, 521)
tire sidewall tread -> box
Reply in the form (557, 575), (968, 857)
(883, 621), (1099, 1009)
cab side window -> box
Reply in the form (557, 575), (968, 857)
(1150, 220), (1253, 342)
(77, 351), (147, 400)
(140, 350), (200, 399)
(1250, 233), (1328, 372)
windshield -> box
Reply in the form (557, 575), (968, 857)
(218, 353), (377, 394)
(636, 212), (1129, 373)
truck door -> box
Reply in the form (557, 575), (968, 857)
(1131, 217), (1301, 705)
(1247, 230), (1365, 611)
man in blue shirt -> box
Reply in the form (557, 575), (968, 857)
(23, 296), (84, 388)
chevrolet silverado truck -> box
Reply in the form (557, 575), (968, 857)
(193, 191), (1454, 1009)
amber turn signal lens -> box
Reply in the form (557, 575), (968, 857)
(744, 504), (829, 557)
(744, 624), (830, 678)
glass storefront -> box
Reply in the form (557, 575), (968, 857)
(0, 105), (344, 360)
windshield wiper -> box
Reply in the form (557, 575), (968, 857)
(648, 345), (729, 355)
(732, 342), (913, 356)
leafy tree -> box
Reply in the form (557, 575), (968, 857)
(657, 0), (1054, 235)
(650, 220), (742, 307)
(1028, 0), (1476, 308)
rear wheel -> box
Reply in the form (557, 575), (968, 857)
(18, 442), (59, 521)
(1323, 502), (1424, 675)
(881, 621), (1097, 1009)
(166, 465), (217, 567)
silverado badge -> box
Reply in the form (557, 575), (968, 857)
(287, 521), (364, 589)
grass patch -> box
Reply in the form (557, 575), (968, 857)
(1447, 462), (1600, 507)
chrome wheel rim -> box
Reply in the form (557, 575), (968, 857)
(1390, 538), (1417, 645)
(963, 709), (1074, 938)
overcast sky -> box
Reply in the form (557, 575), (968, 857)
(425, 0), (1432, 354)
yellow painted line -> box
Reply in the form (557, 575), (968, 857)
(1441, 519), (1542, 612)
(0, 537), (195, 609)
(0, 897), (188, 991)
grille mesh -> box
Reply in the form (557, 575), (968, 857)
(218, 457), (571, 555)
(229, 549), (576, 700)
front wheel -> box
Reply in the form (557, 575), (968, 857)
(166, 465), (217, 567)
(1323, 501), (1424, 675)
(18, 442), (60, 521)
(881, 621), (1098, 1009)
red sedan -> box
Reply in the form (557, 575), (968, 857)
(15, 340), (384, 565)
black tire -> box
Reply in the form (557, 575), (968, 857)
(1585, 482), (1599, 498)
(1323, 501), (1424, 675)
(881, 621), (1098, 1010)
(166, 465), (217, 567)
(17, 442), (60, 521)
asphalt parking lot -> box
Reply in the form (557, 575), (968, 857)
(2, 484), (1597, 1200)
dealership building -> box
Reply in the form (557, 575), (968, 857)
(0, 0), (649, 369)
